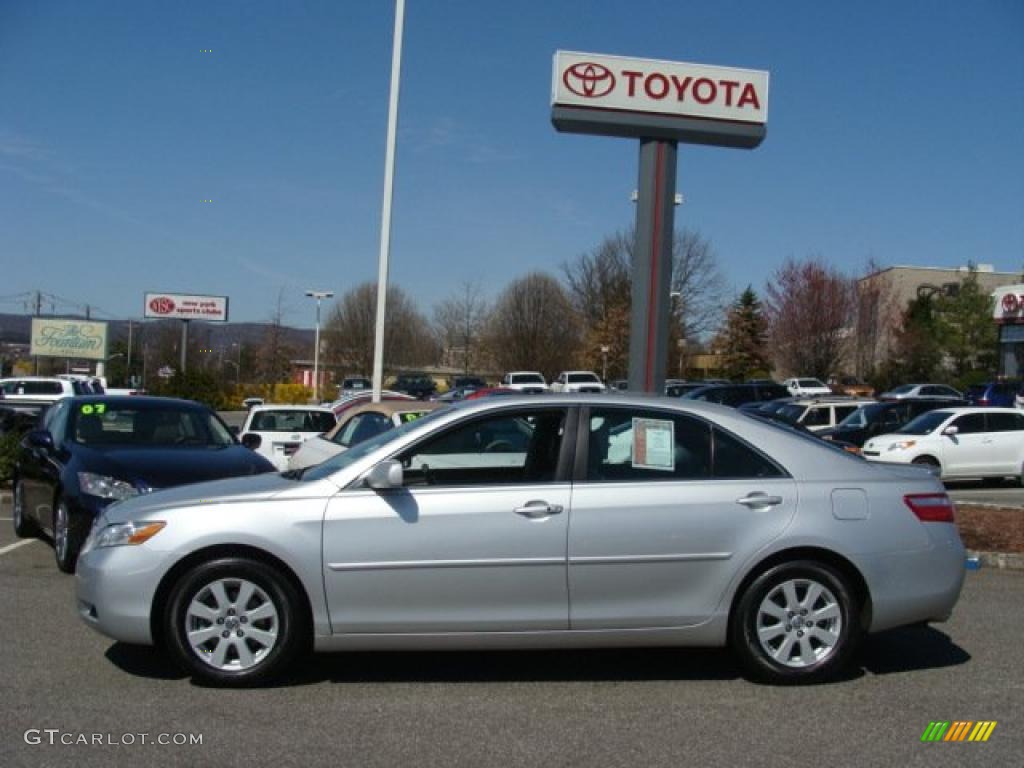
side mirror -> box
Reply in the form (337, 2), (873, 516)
(241, 433), (262, 450)
(364, 459), (403, 490)
(25, 429), (54, 452)
(942, 425), (959, 437)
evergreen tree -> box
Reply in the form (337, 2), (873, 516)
(722, 286), (770, 380)
(934, 268), (998, 379)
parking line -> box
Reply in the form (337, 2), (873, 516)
(0, 540), (37, 556)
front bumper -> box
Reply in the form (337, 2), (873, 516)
(75, 542), (172, 645)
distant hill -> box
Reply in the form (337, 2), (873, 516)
(0, 312), (313, 350)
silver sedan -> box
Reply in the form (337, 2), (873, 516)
(75, 395), (965, 687)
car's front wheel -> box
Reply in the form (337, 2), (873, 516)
(53, 498), (87, 574)
(164, 558), (306, 687)
(731, 560), (862, 684)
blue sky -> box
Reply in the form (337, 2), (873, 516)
(2, 0), (1022, 326)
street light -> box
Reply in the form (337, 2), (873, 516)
(600, 345), (610, 383)
(305, 290), (334, 402)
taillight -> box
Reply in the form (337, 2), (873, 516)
(978, 398), (989, 405)
(904, 493), (955, 523)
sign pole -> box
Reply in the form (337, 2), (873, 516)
(628, 139), (678, 393)
(180, 320), (189, 374)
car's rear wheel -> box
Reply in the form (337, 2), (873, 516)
(164, 558), (306, 687)
(731, 560), (862, 684)
(12, 480), (38, 538)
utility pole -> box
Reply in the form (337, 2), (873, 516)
(33, 290), (42, 375)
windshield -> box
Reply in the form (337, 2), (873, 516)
(777, 404), (805, 422)
(896, 411), (952, 435)
(71, 402), (234, 447)
(301, 406), (453, 482)
(887, 384), (915, 395)
(511, 374), (544, 384)
(837, 403), (882, 428)
(568, 373), (600, 383)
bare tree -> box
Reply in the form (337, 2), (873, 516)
(433, 281), (489, 374)
(765, 257), (854, 379)
(255, 288), (296, 384)
(324, 282), (438, 376)
(562, 227), (726, 379)
(484, 272), (580, 380)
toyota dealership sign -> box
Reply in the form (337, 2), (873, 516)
(552, 51), (769, 147)
(144, 292), (228, 322)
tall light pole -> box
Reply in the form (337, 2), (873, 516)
(600, 345), (610, 383)
(371, 0), (406, 404)
(305, 290), (334, 402)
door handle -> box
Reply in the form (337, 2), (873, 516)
(736, 493), (783, 509)
(514, 500), (563, 518)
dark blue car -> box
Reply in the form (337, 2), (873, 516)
(12, 396), (275, 573)
(964, 380), (1022, 407)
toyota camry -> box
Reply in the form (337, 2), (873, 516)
(75, 395), (965, 686)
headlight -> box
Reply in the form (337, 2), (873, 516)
(92, 521), (166, 549)
(887, 440), (916, 451)
(78, 472), (140, 501)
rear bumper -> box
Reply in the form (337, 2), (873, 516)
(856, 525), (966, 632)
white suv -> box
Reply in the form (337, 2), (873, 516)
(501, 371), (549, 394)
(783, 378), (833, 397)
(239, 404), (338, 471)
(551, 371), (606, 393)
(862, 407), (1024, 482)
(776, 397), (874, 433)
(0, 376), (83, 402)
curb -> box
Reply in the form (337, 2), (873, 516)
(966, 551), (1024, 571)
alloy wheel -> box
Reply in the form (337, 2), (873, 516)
(755, 578), (843, 669)
(185, 578), (280, 671)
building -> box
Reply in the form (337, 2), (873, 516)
(855, 264), (1022, 373)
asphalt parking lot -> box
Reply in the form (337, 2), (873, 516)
(1, 513), (1020, 768)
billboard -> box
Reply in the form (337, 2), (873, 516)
(144, 292), (229, 322)
(30, 318), (109, 361)
(551, 51), (769, 147)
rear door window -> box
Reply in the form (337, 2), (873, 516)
(585, 408), (710, 482)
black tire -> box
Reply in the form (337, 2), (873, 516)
(164, 557), (307, 687)
(12, 479), (39, 538)
(731, 560), (862, 685)
(912, 456), (941, 475)
(53, 497), (88, 574)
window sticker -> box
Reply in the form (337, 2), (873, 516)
(398, 411), (427, 424)
(632, 417), (674, 471)
(79, 404), (107, 415)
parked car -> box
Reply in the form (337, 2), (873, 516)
(665, 382), (707, 398)
(464, 387), (519, 400)
(817, 398), (967, 448)
(0, 405), (42, 438)
(775, 398), (875, 433)
(76, 394), (964, 687)
(861, 407), (1024, 483)
(238, 404), (338, 471)
(829, 376), (874, 398)
(684, 382), (790, 408)
(783, 378), (833, 397)
(12, 396), (275, 573)
(392, 372), (437, 400)
(501, 371), (549, 394)
(450, 375), (487, 390)
(550, 371), (606, 393)
(608, 379), (629, 391)
(338, 376), (372, 396)
(878, 383), (962, 401)
(287, 401), (442, 471)
(0, 376), (89, 403)
(964, 380), (1022, 408)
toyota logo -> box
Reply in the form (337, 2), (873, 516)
(1002, 293), (1021, 314)
(149, 296), (176, 315)
(563, 62), (616, 98)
